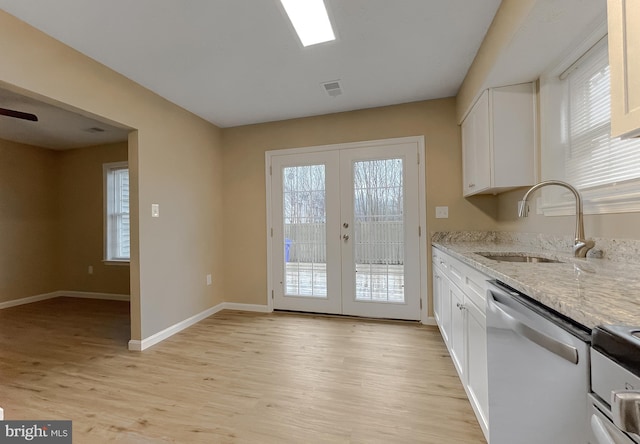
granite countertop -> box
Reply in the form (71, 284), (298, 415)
(432, 232), (640, 330)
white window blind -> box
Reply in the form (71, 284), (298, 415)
(104, 162), (130, 261)
(539, 33), (640, 216)
(565, 40), (640, 190)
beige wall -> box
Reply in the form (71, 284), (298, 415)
(0, 10), (224, 340)
(0, 139), (59, 301)
(58, 142), (130, 294)
(456, 0), (536, 123)
(0, 140), (130, 303)
(221, 99), (499, 308)
(496, 188), (640, 240)
(7, 0), (630, 333)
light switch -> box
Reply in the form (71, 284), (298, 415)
(151, 203), (160, 218)
(435, 206), (449, 219)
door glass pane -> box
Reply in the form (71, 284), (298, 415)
(283, 165), (327, 298)
(353, 159), (404, 303)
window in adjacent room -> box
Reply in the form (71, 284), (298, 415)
(104, 161), (130, 262)
(539, 31), (640, 215)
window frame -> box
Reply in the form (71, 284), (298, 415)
(103, 161), (130, 264)
(538, 19), (640, 216)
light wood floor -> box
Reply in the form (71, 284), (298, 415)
(0, 298), (486, 443)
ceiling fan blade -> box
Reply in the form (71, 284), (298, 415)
(0, 107), (38, 122)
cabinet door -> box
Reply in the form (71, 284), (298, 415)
(435, 270), (452, 346)
(465, 298), (489, 435)
(473, 91), (491, 192)
(462, 91), (490, 196)
(433, 267), (443, 324)
(608, 0), (640, 138)
(461, 107), (477, 196)
(450, 283), (466, 380)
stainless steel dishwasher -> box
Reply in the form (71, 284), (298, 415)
(486, 280), (591, 444)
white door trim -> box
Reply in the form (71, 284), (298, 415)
(265, 136), (427, 321)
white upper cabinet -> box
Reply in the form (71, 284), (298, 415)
(608, 0), (640, 138)
(462, 90), (491, 195)
(461, 82), (537, 197)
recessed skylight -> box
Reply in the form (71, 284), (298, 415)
(280, 0), (336, 47)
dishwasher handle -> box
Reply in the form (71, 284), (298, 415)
(488, 289), (579, 365)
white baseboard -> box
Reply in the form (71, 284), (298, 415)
(57, 291), (130, 301)
(221, 302), (270, 313)
(0, 290), (130, 310)
(128, 302), (227, 351)
(0, 292), (60, 309)
(421, 316), (437, 326)
(128, 302), (272, 351)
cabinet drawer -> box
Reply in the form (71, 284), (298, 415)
(461, 265), (488, 312)
(432, 248), (449, 271)
(446, 257), (466, 290)
(432, 247), (488, 311)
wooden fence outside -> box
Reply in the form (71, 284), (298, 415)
(284, 221), (404, 264)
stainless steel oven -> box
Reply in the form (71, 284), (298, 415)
(590, 326), (640, 444)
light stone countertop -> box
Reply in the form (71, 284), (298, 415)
(432, 232), (640, 330)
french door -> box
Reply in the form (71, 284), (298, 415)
(270, 140), (422, 320)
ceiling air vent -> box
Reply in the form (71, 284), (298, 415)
(321, 80), (342, 97)
(85, 127), (105, 133)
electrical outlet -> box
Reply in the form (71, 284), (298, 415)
(88, 265), (93, 275)
(435, 206), (449, 219)
(206, 274), (212, 286)
(151, 203), (160, 218)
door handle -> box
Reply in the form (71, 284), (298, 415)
(488, 291), (579, 365)
(343, 234), (349, 241)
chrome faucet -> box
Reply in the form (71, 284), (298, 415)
(518, 180), (595, 258)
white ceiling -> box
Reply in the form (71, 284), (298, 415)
(0, 86), (130, 149)
(0, 0), (609, 150)
(0, 0), (502, 128)
(482, 0), (607, 95)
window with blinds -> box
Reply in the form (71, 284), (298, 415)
(539, 32), (640, 215)
(565, 40), (640, 190)
(104, 162), (130, 261)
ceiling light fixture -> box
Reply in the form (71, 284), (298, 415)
(280, 0), (335, 47)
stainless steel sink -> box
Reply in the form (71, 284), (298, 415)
(477, 253), (563, 263)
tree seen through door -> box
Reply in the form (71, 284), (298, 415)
(282, 159), (405, 303)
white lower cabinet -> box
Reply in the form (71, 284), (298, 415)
(450, 283), (466, 378)
(432, 247), (489, 441)
(465, 297), (489, 434)
(432, 265), (451, 345)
